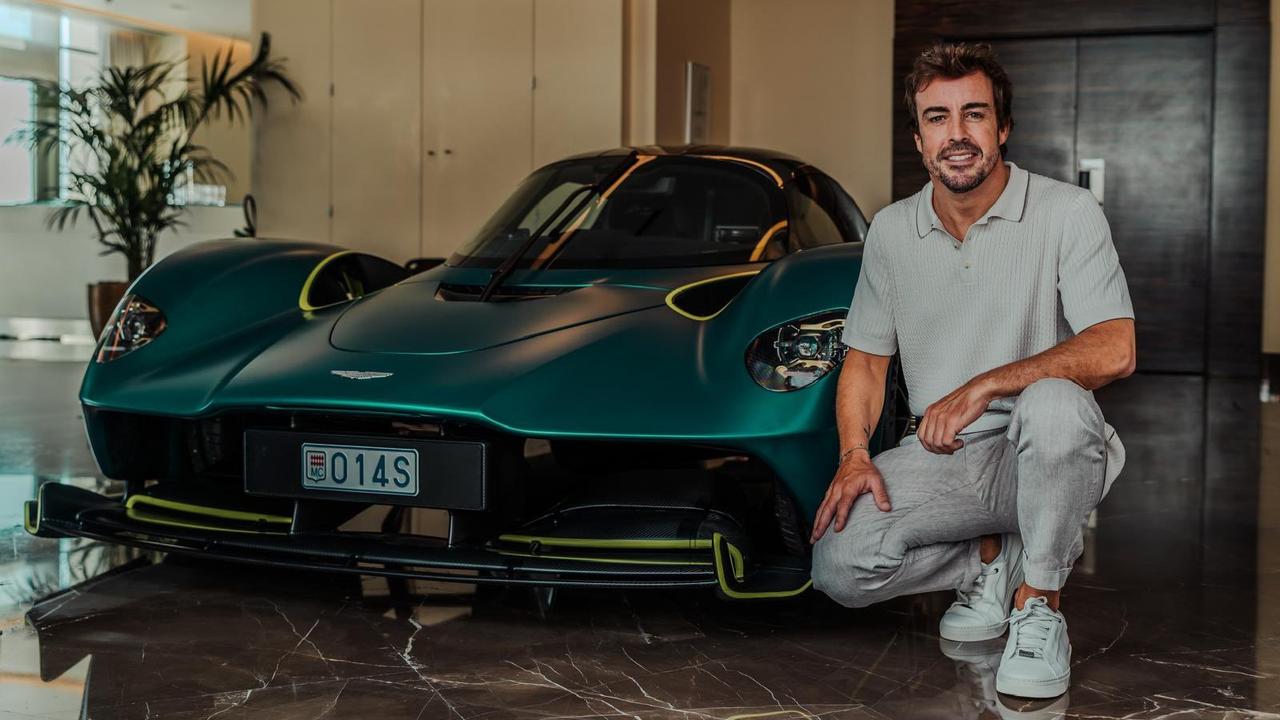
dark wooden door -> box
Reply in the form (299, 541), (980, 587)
(987, 37), (1078, 183)
(988, 33), (1213, 373)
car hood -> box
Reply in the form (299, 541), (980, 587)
(329, 268), (726, 355)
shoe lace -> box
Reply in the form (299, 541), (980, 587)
(954, 563), (998, 607)
(1007, 596), (1061, 658)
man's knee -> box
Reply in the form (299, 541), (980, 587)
(1018, 377), (1090, 409)
(810, 518), (896, 609)
(1011, 378), (1104, 450)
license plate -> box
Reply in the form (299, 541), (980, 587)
(300, 443), (418, 496)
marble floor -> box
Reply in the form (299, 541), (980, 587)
(1, 355), (1277, 719)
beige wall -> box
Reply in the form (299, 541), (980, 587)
(729, 0), (894, 216)
(533, 0), (624, 166)
(184, 33), (254, 204)
(251, 0), (332, 242)
(622, 0), (657, 145)
(654, 0), (731, 145)
(128, 30), (254, 205)
(1267, 0), (1280, 354)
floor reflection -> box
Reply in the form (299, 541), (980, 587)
(9, 558), (1001, 719)
(0, 360), (1276, 719)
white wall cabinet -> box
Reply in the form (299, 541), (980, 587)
(251, 0), (333, 244)
(253, 0), (622, 263)
(422, 0), (534, 259)
(333, 0), (423, 261)
(533, 0), (623, 168)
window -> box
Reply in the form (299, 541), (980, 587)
(0, 75), (32, 203)
(0, 2), (107, 205)
(56, 14), (102, 199)
(785, 172), (868, 248)
(450, 155), (788, 269)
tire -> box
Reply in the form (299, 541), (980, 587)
(774, 481), (809, 557)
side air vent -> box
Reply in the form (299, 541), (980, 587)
(302, 252), (409, 311)
(434, 283), (578, 302)
(665, 272), (759, 321)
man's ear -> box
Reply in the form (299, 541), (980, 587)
(998, 123), (1010, 148)
(913, 131), (922, 155)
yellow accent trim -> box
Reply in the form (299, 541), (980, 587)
(23, 500), (38, 535)
(697, 154), (785, 187)
(495, 549), (713, 567)
(531, 154), (659, 269)
(298, 250), (357, 311)
(712, 532), (812, 600)
(664, 270), (763, 321)
(125, 506), (284, 535)
(748, 220), (789, 262)
(125, 495), (292, 525)
(498, 533), (712, 550)
(726, 540), (745, 582)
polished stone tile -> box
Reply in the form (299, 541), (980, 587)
(1, 359), (1277, 719)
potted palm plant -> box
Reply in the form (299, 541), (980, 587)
(12, 32), (300, 335)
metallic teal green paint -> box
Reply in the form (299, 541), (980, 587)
(80, 239), (869, 518)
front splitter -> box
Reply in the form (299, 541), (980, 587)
(25, 482), (812, 599)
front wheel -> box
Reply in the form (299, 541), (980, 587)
(774, 481), (809, 557)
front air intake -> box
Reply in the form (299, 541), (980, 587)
(434, 283), (577, 302)
(665, 272), (759, 320)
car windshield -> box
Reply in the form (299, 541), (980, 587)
(447, 155), (790, 269)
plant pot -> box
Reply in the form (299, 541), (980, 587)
(88, 281), (129, 338)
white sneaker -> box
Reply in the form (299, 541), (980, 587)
(939, 533), (1024, 642)
(996, 596), (1071, 698)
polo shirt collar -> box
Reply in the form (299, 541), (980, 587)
(915, 161), (1029, 238)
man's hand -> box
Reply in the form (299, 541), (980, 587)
(809, 452), (891, 544)
(917, 379), (991, 454)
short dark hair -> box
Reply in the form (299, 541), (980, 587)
(905, 41), (1014, 154)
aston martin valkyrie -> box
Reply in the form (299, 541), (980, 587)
(25, 145), (908, 600)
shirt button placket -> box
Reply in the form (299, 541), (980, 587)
(961, 228), (976, 280)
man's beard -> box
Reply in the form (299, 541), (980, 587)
(924, 142), (1000, 193)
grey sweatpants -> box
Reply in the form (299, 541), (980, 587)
(811, 378), (1111, 608)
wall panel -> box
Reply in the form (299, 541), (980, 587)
(423, 0), (534, 258)
(332, 0), (423, 262)
(252, 0), (333, 242)
(533, 0), (623, 168)
(1211, 25), (1269, 373)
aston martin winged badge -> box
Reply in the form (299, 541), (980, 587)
(330, 370), (394, 380)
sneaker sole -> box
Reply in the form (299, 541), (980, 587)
(938, 637), (1005, 662)
(996, 672), (1070, 699)
(938, 619), (1007, 642)
(938, 538), (1026, 643)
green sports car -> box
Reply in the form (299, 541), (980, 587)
(25, 145), (907, 600)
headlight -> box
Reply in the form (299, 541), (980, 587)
(96, 294), (166, 363)
(745, 309), (847, 391)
